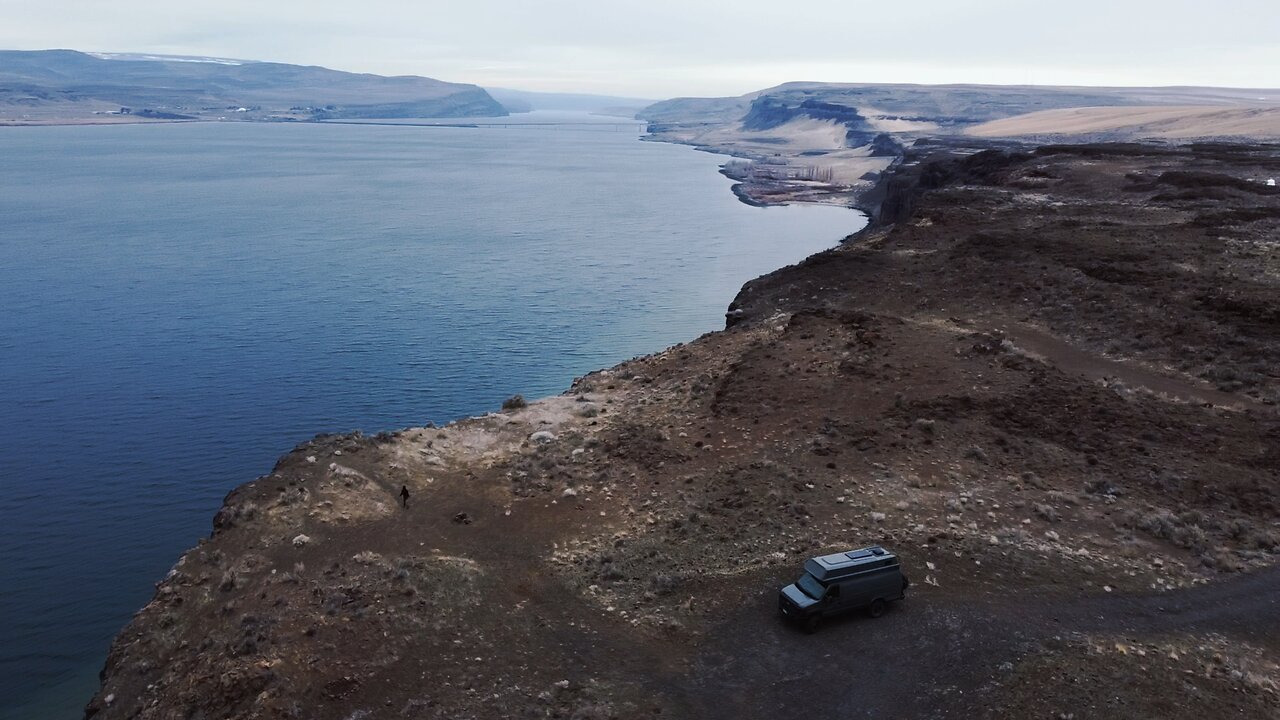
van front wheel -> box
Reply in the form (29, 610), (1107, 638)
(868, 599), (886, 618)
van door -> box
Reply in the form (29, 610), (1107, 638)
(876, 570), (896, 602)
(872, 568), (900, 601)
(825, 582), (843, 613)
(857, 569), (889, 606)
(848, 574), (872, 608)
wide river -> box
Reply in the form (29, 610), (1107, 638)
(0, 112), (864, 719)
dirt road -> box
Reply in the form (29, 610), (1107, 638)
(672, 566), (1280, 719)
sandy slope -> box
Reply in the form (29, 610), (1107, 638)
(968, 105), (1280, 139)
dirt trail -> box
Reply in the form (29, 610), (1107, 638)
(1074, 565), (1280, 644)
(1006, 325), (1262, 410)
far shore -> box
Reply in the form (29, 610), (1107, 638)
(0, 116), (196, 126)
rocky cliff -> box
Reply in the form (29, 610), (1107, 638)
(88, 141), (1280, 719)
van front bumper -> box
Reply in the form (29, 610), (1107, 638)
(778, 595), (809, 622)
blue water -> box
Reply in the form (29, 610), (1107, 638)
(0, 113), (864, 719)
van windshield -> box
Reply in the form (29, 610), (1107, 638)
(796, 574), (827, 599)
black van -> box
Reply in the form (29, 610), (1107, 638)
(778, 546), (908, 632)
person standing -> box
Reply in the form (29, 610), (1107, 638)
(399, 485), (410, 508)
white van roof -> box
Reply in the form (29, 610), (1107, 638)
(805, 546), (899, 582)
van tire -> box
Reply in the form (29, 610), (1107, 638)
(804, 615), (822, 634)
(868, 599), (886, 618)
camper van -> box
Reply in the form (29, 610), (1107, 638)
(778, 546), (908, 632)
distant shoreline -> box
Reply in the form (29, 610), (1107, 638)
(0, 117), (198, 127)
(0, 116), (647, 129)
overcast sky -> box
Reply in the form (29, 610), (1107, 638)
(2, 0), (1277, 97)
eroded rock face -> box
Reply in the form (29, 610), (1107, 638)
(88, 143), (1280, 720)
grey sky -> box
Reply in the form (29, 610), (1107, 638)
(2, 0), (1277, 96)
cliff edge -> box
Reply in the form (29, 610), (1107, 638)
(88, 142), (1280, 719)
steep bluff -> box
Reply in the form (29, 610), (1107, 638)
(88, 142), (1280, 720)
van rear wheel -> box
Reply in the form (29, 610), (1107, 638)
(804, 615), (822, 634)
(868, 599), (886, 618)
